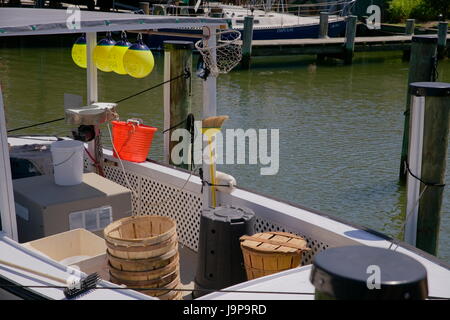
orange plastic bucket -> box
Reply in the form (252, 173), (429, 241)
(112, 119), (158, 163)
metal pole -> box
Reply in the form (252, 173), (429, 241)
(202, 26), (217, 209)
(405, 82), (450, 255)
(0, 84), (18, 241)
(86, 32), (102, 175)
(399, 36), (438, 183)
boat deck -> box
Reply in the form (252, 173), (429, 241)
(5, 136), (450, 300)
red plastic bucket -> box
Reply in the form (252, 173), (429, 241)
(112, 119), (158, 163)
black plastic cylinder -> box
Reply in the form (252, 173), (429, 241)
(194, 206), (255, 297)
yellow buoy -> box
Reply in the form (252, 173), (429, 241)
(94, 35), (116, 72)
(123, 40), (155, 79)
(71, 35), (87, 69)
(108, 33), (131, 75)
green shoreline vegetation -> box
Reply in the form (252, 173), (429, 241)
(387, 0), (449, 23)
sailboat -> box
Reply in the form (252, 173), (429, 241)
(144, 0), (356, 49)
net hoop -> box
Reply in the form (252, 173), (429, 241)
(195, 29), (242, 77)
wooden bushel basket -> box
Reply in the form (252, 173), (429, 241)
(104, 215), (178, 260)
(104, 215), (181, 299)
(240, 232), (311, 280)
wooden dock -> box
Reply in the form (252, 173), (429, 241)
(240, 17), (449, 67)
(250, 35), (422, 56)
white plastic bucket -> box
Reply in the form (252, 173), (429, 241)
(50, 140), (84, 186)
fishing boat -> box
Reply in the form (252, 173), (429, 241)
(144, 0), (356, 49)
(0, 7), (450, 301)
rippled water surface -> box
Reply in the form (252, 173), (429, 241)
(1, 41), (449, 262)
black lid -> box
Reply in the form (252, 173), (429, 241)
(412, 35), (438, 44)
(202, 206), (255, 223)
(410, 82), (450, 97)
(310, 246), (428, 300)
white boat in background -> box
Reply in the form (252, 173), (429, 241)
(0, 7), (449, 301)
(144, 0), (355, 49)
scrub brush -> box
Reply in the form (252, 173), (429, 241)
(0, 258), (100, 299)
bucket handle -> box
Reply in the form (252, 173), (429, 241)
(53, 151), (76, 167)
(125, 119), (143, 134)
(127, 118), (143, 126)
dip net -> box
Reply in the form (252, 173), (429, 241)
(195, 29), (242, 77)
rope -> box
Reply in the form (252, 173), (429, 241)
(84, 147), (105, 177)
(198, 167), (231, 194)
(114, 69), (190, 104)
(7, 117), (65, 133)
(389, 161), (445, 250)
(404, 161), (445, 188)
(6, 70), (191, 133)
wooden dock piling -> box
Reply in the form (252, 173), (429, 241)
(405, 19), (415, 35)
(399, 36), (438, 184)
(163, 41), (193, 169)
(343, 15), (357, 64)
(241, 16), (254, 70)
(402, 19), (416, 60)
(319, 12), (329, 39)
(437, 22), (448, 59)
(139, 2), (150, 15)
(405, 82), (450, 255)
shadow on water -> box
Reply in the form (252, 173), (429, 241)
(247, 52), (407, 71)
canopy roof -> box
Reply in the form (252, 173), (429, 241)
(0, 8), (227, 37)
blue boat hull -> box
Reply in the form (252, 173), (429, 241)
(144, 20), (347, 50)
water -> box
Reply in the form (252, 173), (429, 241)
(1, 44), (449, 262)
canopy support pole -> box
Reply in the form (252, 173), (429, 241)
(202, 26), (218, 209)
(86, 32), (103, 174)
(0, 84), (18, 241)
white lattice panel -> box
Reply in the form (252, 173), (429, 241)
(89, 155), (329, 259)
(254, 217), (329, 266)
(103, 163), (203, 251)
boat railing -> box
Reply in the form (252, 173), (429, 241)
(222, 0), (356, 18)
(151, 0), (355, 21)
(90, 150), (400, 267)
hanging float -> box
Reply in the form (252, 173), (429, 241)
(108, 31), (132, 75)
(71, 34), (87, 68)
(93, 32), (116, 72)
(123, 34), (155, 79)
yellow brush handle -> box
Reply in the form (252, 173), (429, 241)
(207, 135), (217, 208)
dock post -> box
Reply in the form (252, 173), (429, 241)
(405, 19), (415, 35)
(319, 12), (329, 39)
(163, 41), (193, 169)
(437, 22), (448, 59)
(241, 16), (254, 70)
(399, 35), (438, 184)
(139, 2), (150, 15)
(404, 82), (450, 255)
(343, 15), (357, 64)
